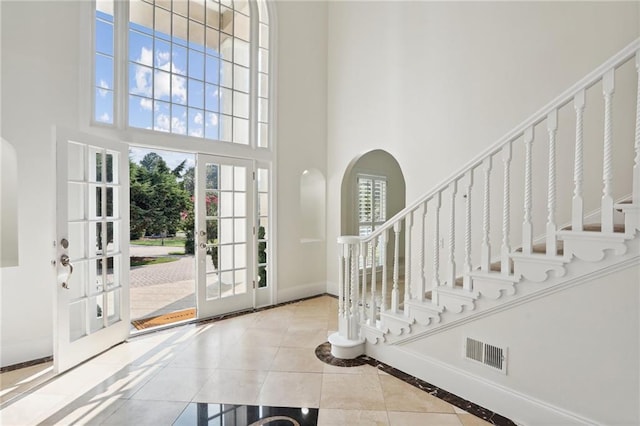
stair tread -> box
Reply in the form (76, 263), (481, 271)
(515, 240), (564, 256)
(561, 223), (625, 233)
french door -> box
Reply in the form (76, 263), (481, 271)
(55, 128), (129, 373)
(196, 154), (255, 317)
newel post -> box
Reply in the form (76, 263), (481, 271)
(329, 236), (365, 359)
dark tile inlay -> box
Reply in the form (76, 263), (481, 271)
(314, 341), (367, 367)
(173, 403), (318, 425)
(0, 356), (53, 373)
(315, 341), (516, 426)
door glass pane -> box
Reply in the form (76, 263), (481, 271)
(69, 300), (87, 342)
(90, 294), (105, 333)
(67, 260), (88, 299)
(106, 187), (116, 217)
(233, 166), (245, 191)
(234, 218), (245, 242)
(234, 193), (245, 216)
(219, 218), (232, 243)
(68, 183), (86, 221)
(206, 218), (218, 243)
(220, 245), (233, 270)
(206, 272), (219, 299)
(91, 186), (103, 219)
(206, 191), (219, 216)
(68, 222), (86, 260)
(68, 143), (85, 181)
(220, 165), (233, 190)
(106, 255), (119, 289)
(90, 222), (102, 257)
(106, 289), (120, 325)
(234, 244), (245, 268)
(206, 245), (218, 272)
(258, 193), (268, 216)
(220, 271), (233, 296)
(90, 258), (104, 295)
(220, 192), (233, 217)
(105, 221), (118, 253)
(234, 269), (246, 294)
(206, 163), (218, 189)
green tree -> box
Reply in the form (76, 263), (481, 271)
(129, 153), (190, 244)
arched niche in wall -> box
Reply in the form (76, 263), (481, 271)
(341, 150), (406, 236)
(300, 168), (326, 242)
(1, 138), (19, 267)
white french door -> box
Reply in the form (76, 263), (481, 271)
(196, 154), (255, 317)
(55, 128), (129, 373)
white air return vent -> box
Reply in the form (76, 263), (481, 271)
(464, 337), (508, 374)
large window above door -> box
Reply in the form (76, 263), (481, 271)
(94, 0), (271, 148)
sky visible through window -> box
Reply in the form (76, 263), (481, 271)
(95, 1), (255, 145)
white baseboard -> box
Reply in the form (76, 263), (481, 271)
(366, 343), (599, 426)
(325, 280), (338, 297)
(276, 281), (327, 304)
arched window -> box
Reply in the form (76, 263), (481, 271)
(93, 0), (270, 148)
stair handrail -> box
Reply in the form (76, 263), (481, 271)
(349, 38), (640, 245)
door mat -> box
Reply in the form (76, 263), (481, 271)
(131, 308), (196, 330)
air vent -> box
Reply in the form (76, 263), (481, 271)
(464, 337), (508, 374)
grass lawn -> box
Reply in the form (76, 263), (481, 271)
(130, 256), (180, 267)
(131, 237), (186, 248)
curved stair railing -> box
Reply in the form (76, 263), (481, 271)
(329, 39), (640, 358)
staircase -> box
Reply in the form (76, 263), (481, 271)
(330, 39), (640, 424)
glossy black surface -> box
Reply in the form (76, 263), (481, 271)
(173, 403), (319, 426)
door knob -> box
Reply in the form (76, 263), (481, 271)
(199, 230), (206, 237)
(60, 254), (74, 289)
(199, 243), (206, 249)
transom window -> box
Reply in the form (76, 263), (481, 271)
(94, 0), (270, 148)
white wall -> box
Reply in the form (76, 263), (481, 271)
(399, 260), (640, 424)
(326, 0), (640, 290)
(0, 0), (329, 366)
(274, 0), (328, 301)
(1, 1), (81, 367)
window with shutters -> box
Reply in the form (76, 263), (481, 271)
(357, 174), (387, 267)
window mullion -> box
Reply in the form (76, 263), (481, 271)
(114, 0), (129, 130)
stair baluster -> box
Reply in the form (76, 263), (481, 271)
(546, 110), (558, 256)
(370, 237), (378, 325)
(381, 229), (388, 314)
(360, 241), (367, 322)
(338, 244), (345, 319)
(447, 180), (457, 288)
(419, 201), (427, 302)
(404, 212), (413, 314)
(573, 90), (586, 232)
(481, 158), (492, 270)
(432, 192), (441, 304)
(391, 221), (401, 312)
(601, 69), (615, 233)
(501, 142), (512, 275)
(349, 242), (359, 338)
(522, 127), (534, 255)
(463, 172), (473, 290)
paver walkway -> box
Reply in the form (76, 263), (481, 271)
(129, 244), (196, 320)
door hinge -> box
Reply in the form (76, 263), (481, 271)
(253, 280), (256, 289)
(252, 171), (256, 180)
(253, 226), (256, 235)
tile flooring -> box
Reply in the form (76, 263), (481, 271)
(0, 296), (490, 425)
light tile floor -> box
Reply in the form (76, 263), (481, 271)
(0, 296), (490, 425)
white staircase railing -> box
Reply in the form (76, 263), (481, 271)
(330, 39), (640, 358)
